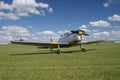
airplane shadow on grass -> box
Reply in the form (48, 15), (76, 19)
(10, 49), (97, 56)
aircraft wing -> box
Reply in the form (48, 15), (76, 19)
(10, 40), (105, 48)
(10, 41), (69, 48)
(82, 40), (105, 45)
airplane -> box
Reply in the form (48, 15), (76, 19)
(12, 37), (24, 42)
(11, 30), (104, 54)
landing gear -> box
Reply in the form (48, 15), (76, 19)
(80, 35), (86, 52)
(50, 48), (53, 54)
(81, 48), (86, 52)
(80, 44), (86, 52)
(57, 49), (61, 54)
(57, 44), (61, 54)
(50, 45), (61, 54)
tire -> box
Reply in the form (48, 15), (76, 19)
(57, 50), (61, 54)
(81, 48), (86, 52)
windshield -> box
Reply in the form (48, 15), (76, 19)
(60, 32), (71, 38)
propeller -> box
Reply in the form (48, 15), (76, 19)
(71, 30), (89, 52)
(71, 30), (89, 36)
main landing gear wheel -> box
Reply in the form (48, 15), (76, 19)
(57, 50), (61, 54)
(81, 48), (86, 52)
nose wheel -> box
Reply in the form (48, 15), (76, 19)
(79, 35), (86, 52)
(81, 48), (86, 52)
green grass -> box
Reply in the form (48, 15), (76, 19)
(0, 42), (120, 80)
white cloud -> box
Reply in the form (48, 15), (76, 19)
(108, 14), (120, 21)
(36, 30), (60, 42)
(79, 24), (87, 29)
(0, 1), (13, 10)
(103, 0), (120, 7)
(3, 26), (30, 36)
(37, 2), (49, 8)
(79, 24), (91, 32)
(0, 27), (61, 42)
(92, 31), (110, 39)
(0, 26), (30, 41)
(0, 0), (53, 20)
(37, 2), (53, 13)
(12, 0), (40, 15)
(0, 12), (20, 20)
(27, 26), (33, 28)
(111, 30), (120, 38)
(103, 3), (109, 7)
(81, 28), (91, 33)
(48, 7), (53, 12)
(37, 31), (55, 36)
(0, 35), (13, 41)
(103, 0), (112, 7)
(92, 29), (99, 32)
(89, 20), (110, 27)
(58, 30), (69, 34)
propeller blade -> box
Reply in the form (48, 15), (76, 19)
(71, 30), (84, 33)
(83, 33), (89, 36)
(71, 30), (89, 36)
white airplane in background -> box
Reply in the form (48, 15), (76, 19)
(11, 30), (104, 54)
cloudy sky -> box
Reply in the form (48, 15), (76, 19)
(0, 0), (120, 43)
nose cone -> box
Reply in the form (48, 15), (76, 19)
(76, 36), (81, 41)
(73, 34), (80, 42)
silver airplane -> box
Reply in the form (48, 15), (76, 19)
(11, 30), (104, 54)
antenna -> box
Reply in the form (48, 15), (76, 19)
(50, 36), (53, 42)
(20, 37), (24, 41)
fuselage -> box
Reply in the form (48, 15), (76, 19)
(58, 33), (80, 44)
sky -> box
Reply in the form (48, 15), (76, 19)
(0, 0), (120, 43)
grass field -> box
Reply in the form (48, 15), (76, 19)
(0, 41), (120, 80)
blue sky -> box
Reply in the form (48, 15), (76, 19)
(0, 0), (120, 43)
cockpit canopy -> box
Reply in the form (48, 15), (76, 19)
(60, 32), (71, 38)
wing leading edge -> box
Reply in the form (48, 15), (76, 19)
(82, 40), (105, 45)
(11, 40), (104, 48)
(10, 41), (69, 48)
